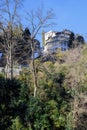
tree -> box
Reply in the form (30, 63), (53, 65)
(26, 8), (55, 97)
(72, 35), (85, 48)
(0, 0), (23, 79)
(68, 32), (75, 48)
(75, 35), (85, 45)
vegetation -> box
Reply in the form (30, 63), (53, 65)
(0, 0), (87, 130)
(0, 44), (87, 130)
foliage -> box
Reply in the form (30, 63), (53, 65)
(2, 1), (87, 130)
(0, 76), (29, 130)
(1, 43), (87, 130)
(0, 63), (71, 130)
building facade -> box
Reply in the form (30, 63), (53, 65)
(43, 30), (73, 53)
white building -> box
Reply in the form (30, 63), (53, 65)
(43, 30), (72, 53)
(44, 30), (56, 42)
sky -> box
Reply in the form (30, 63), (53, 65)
(0, 0), (87, 57)
(22, 0), (87, 41)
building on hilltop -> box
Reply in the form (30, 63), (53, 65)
(42, 29), (74, 54)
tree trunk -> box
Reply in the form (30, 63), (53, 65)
(10, 42), (13, 79)
(31, 39), (38, 97)
(5, 41), (13, 79)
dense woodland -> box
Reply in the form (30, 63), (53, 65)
(0, 0), (87, 130)
(0, 44), (87, 130)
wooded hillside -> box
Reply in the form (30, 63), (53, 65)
(0, 44), (87, 130)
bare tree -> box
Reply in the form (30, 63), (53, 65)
(0, 0), (23, 79)
(26, 8), (55, 97)
(0, 1), (55, 97)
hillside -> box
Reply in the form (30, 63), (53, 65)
(0, 44), (87, 130)
(18, 44), (87, 129)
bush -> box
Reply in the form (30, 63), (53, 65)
(0, 77), (29, 130)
